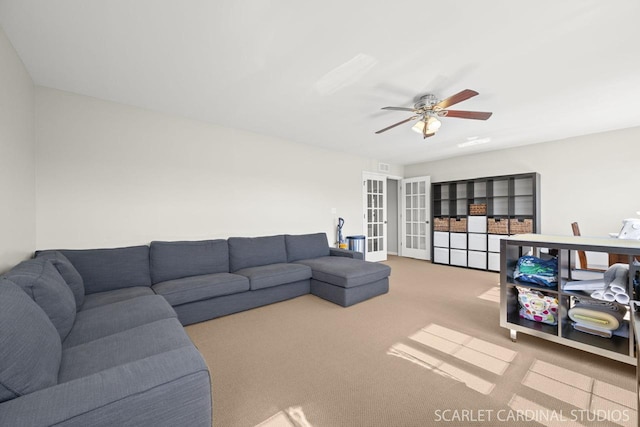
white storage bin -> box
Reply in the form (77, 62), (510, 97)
(488, 252), (501, 271)
(468, 216), (487, 233)
(433, 247), (449, 264)
(488, 234), (504, 253)
(433, 231), (449, 248)
(468, 251), (487, 269)
(450, 233), (467, 249)
(468, 233), (487, 251)
(450, 249), (467, 267)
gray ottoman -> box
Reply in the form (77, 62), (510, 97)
(294, 256), (390, 306)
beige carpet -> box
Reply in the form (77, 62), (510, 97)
(186, 256), (636, 427)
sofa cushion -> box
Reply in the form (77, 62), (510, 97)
(58, 318), (192, 383)
(36, 250), (85, 309)
(285, 233), (330, 262)
(4, 258), (76, 340)
(295, 256), (391, 288)
(63, 295), (177, 349)
(59, 245), (152, 294)
(81, 286), (156, 311)
(150, 239), (229, 284)
(152, 273), (250, 306)
(0, 279), (61, 403)
(235, 263), (312, 290)
(228, 235), (287, 271)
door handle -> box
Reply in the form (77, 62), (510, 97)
(426, 220), (430, 224)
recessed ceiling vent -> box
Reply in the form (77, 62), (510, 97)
(378, 162), (390, 173)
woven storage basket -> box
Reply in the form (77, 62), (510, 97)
(487, 218), (509, 234)
(469, 204), (487, 215)
(449, 217), (467, 233)
(509, 218), (533, 234)
(433, 217), (450, 232)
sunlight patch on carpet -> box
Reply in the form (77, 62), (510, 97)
(409, 324), (517, 375)
(388, 343), (495, 395)
(255, 406), (313, 427)
(522, 359), (637, 427)
(508, 394), (587, 427)
(477, 286), (501, 303)
(529, 360), (592, 391)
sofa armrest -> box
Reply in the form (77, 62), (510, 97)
(330, 248), (364, 260)
(0, 347), (212, 427)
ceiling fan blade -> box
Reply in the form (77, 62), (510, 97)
(434, 89), (479, 109)
(381, 106), (416, 112)
(442, 110), (493, 120)
(375, 116), (419, 134)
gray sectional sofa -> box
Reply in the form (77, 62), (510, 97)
(0, 232), (390, 426)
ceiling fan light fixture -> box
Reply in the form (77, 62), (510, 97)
(426, 116), (441, 132)
(411, 120), (426, 134)
(411, 116), (441, 135)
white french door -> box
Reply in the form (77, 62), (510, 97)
(401, 176), (431, 260)
(363, 173), (387, 262)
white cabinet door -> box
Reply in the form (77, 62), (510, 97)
(450, 249), (467, 267)
(468, 251), (487, 269)
(488, 234), (504, 253)
(488, 252), (501, 271)
(433, 231), (449, 248)
(468, 216), (487, 233)
(433, 247), (449, 264)
(450, 233), (467, 250)
(468, 233), (487, 251)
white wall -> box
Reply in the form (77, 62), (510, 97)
(386, 179), (398, 254)
(35, 87), (400, 249)
(0, 26), (35, 272)
(405, 128), (640, 238)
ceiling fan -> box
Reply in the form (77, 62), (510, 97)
(375, 89), (492, 139)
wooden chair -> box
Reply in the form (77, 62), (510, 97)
(571, 222), (606, 271)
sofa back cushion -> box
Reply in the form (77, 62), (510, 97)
(150, 239), (229, 284)
(0, 278), (61, 403)
(35, 250), (85, 309)
(285, 233), (330, 262)
(228, 235), (287, 272)
(4, 258), (76, 340)
(58, 245), (152, 294)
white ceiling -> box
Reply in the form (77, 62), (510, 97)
(2, 0), (639, 165)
